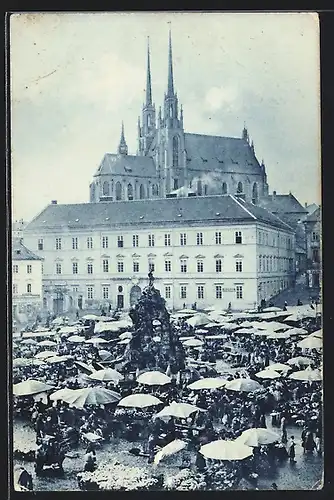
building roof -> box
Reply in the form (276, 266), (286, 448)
(305, 206), (321, 223)
(259, 194), (307, 215)
(24, 195), (293, 233)
(94, 153), (157, 179)
(184, 133), (263, 176)
(305, 203), (319, 215)
(12, 238), (43, 261)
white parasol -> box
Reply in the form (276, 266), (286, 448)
(200, 439), (253, 460)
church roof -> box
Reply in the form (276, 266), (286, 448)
(12, 238), (43, 261)
(305, 206), (321, 223)
(94, 153), (157, 179)
(184, 133), (263, 175)
(259, 194), (307, 214)
(24, 195), (293, 233)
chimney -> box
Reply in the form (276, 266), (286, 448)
(304, 202), (308, 208)
(272, 190), (277, 201)
(51, 200), (57, 205)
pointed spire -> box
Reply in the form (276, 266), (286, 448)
(242, 122), (249, 142)
(251, 139), (255, 152)
(167, 28), (174, 96)
(118, 121), (128, 155)
(146, 37), (152, 106)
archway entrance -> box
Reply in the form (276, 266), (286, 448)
(130, 285), (141, 307)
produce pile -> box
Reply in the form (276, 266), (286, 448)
(164, 469), (207, 490)
(77, 461), (162, 491)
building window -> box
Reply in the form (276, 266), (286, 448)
(148, 234), (155, 247)
(27, 264), (32, 274)
(102, 181), (110, 196)
(180, 286), (187, 299)
(38, 238), (44, 250)
(216, 285), (222, 299)
(87, 237), (93, 249)
(87, 286), (94, 300)
(133, 261), (139, 273)
(252, 183), (258, 204)
(41, 264), (43, 274)
(216, 259), (222, 273)
(197, 260), (204, 273)
(165, 260), (171, 272)
(173, 135), (179, 167)
(312, 232), (319, 242)
(13, 283), (18, 294)
(13, 264), (19, 273)
(236, 261), (243, 272)
(133, 235), (139, 247)
(27, 283), (32, 293)
(197, 285), (204, 299)
(102, 286), (109, 300)
(237, 181), (243, 194)
(164, 234), (171, 246)
(204, 184), (208, 195)
(222, 182), (228, 194)
(139, 184), (145, 199)
(165, 286), (171, 299)
(87, 263), (93, 274)
(72, 237), (78, 250)
(197, 180), (203, 196)
(180, 260), (187, 273)
(196, 232), (203, 245)
(115, 181), (122, 201)
(312, 248), (320, 263)
(117, 236), (124, 248)
(215, 232), (222, 245)
(127, 183), (133, 200)
(72, 262), (78, 274)
(259, 255), (262, 272)
(118, 261), (124, 273)
(180, 233), (187, 246)
(152, 184), (159, 196)
(235, 231), (242, 244)
(173, 178), (179, 190)
(56, 263), (62, 274)
(102, 236), (108, 249)
(270, 256), (273, 272)
(236, 285), (243, 299)
(102, 259), (109, 273)
(55, 238), (62, 250)
(148, 261), (155, 272)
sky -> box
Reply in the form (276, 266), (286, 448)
(10, 12), (321, 222)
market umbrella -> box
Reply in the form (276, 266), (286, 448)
(46, 355), (72, 364)
(137, 371), (171, 386)
(182, 338), (203, 347)
(58, 326), (79, 334)
(267, 363), (291, 372)
(309, 329), (322, 339)
(88, 368), (124, 382)
(289, 367), (322, 382)
(196, 328), (211, 333)
(177, 308), (196, 314)
(82, 314), (99, 321)
(68, 335), (86, 343)
(154, 439), (187, 465)
(266, 331), (291, 340)
(234, 328), (255, 335)
(20, 338), (39, 345)
(98, 350), (113, 361)
(118, 394), (163, 408)
(85, 337), (109, 344)
(225, 378), (263, 393)
(297, 336), (322, 350)
(35, 350), (56, 360)
(236, 428), (280, 447)
(13, 380), (55, 396)
(74, 360), (95, 375)
(186, 313), (211, 327)
(255, 369), (281, 380)
(156, 401), (205, 419)
(59, 387), (121, 408)
(118, 338), (131, 345)
(49, 388), (76, 402)
(187, 378), (227, 390)
(263, 307), (282, 313)
(38, 340), (57, 347)
(119, 331), (133, 340)
(199, 439), (253, 461)
(287, 356), (313, 367)
(13, 358), (45, 368)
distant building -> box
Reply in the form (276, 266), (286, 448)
(12, 238), (43, 322)
(12, 219), (27, 240)
(23, 195), (295, 313)
(303, 206), (321, 289)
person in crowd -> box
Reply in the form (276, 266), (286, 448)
(288, 436), (296, 463)
(84, 444), (97, 472)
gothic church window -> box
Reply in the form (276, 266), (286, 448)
(115, 181), (122, 201)
(139, 184), (145, 199)
(173, 136), (179, 167)
(103, 181), (110, 196)
(197, 180), (203, 196)
(127, 183), (134, 200)
(152, 184), (159, 196)
(252, 182), (258, 204)
(173, 179), (179, 190)
(237, 181), (243, 194)
(222, 182), (228, 194)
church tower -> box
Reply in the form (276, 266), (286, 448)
(138, 38), (156, 155)
(118, 121), (128, 155)
(157, 29), (186, 195)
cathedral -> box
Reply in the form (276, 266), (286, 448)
(89, 31), (269, 205)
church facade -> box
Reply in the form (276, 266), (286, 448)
(89, 32), (269, 205)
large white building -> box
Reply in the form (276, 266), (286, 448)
(12, 238), (43, 321)
(22, 195), (295, 313)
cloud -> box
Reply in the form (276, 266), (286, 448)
(205, 86), (239, 112)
